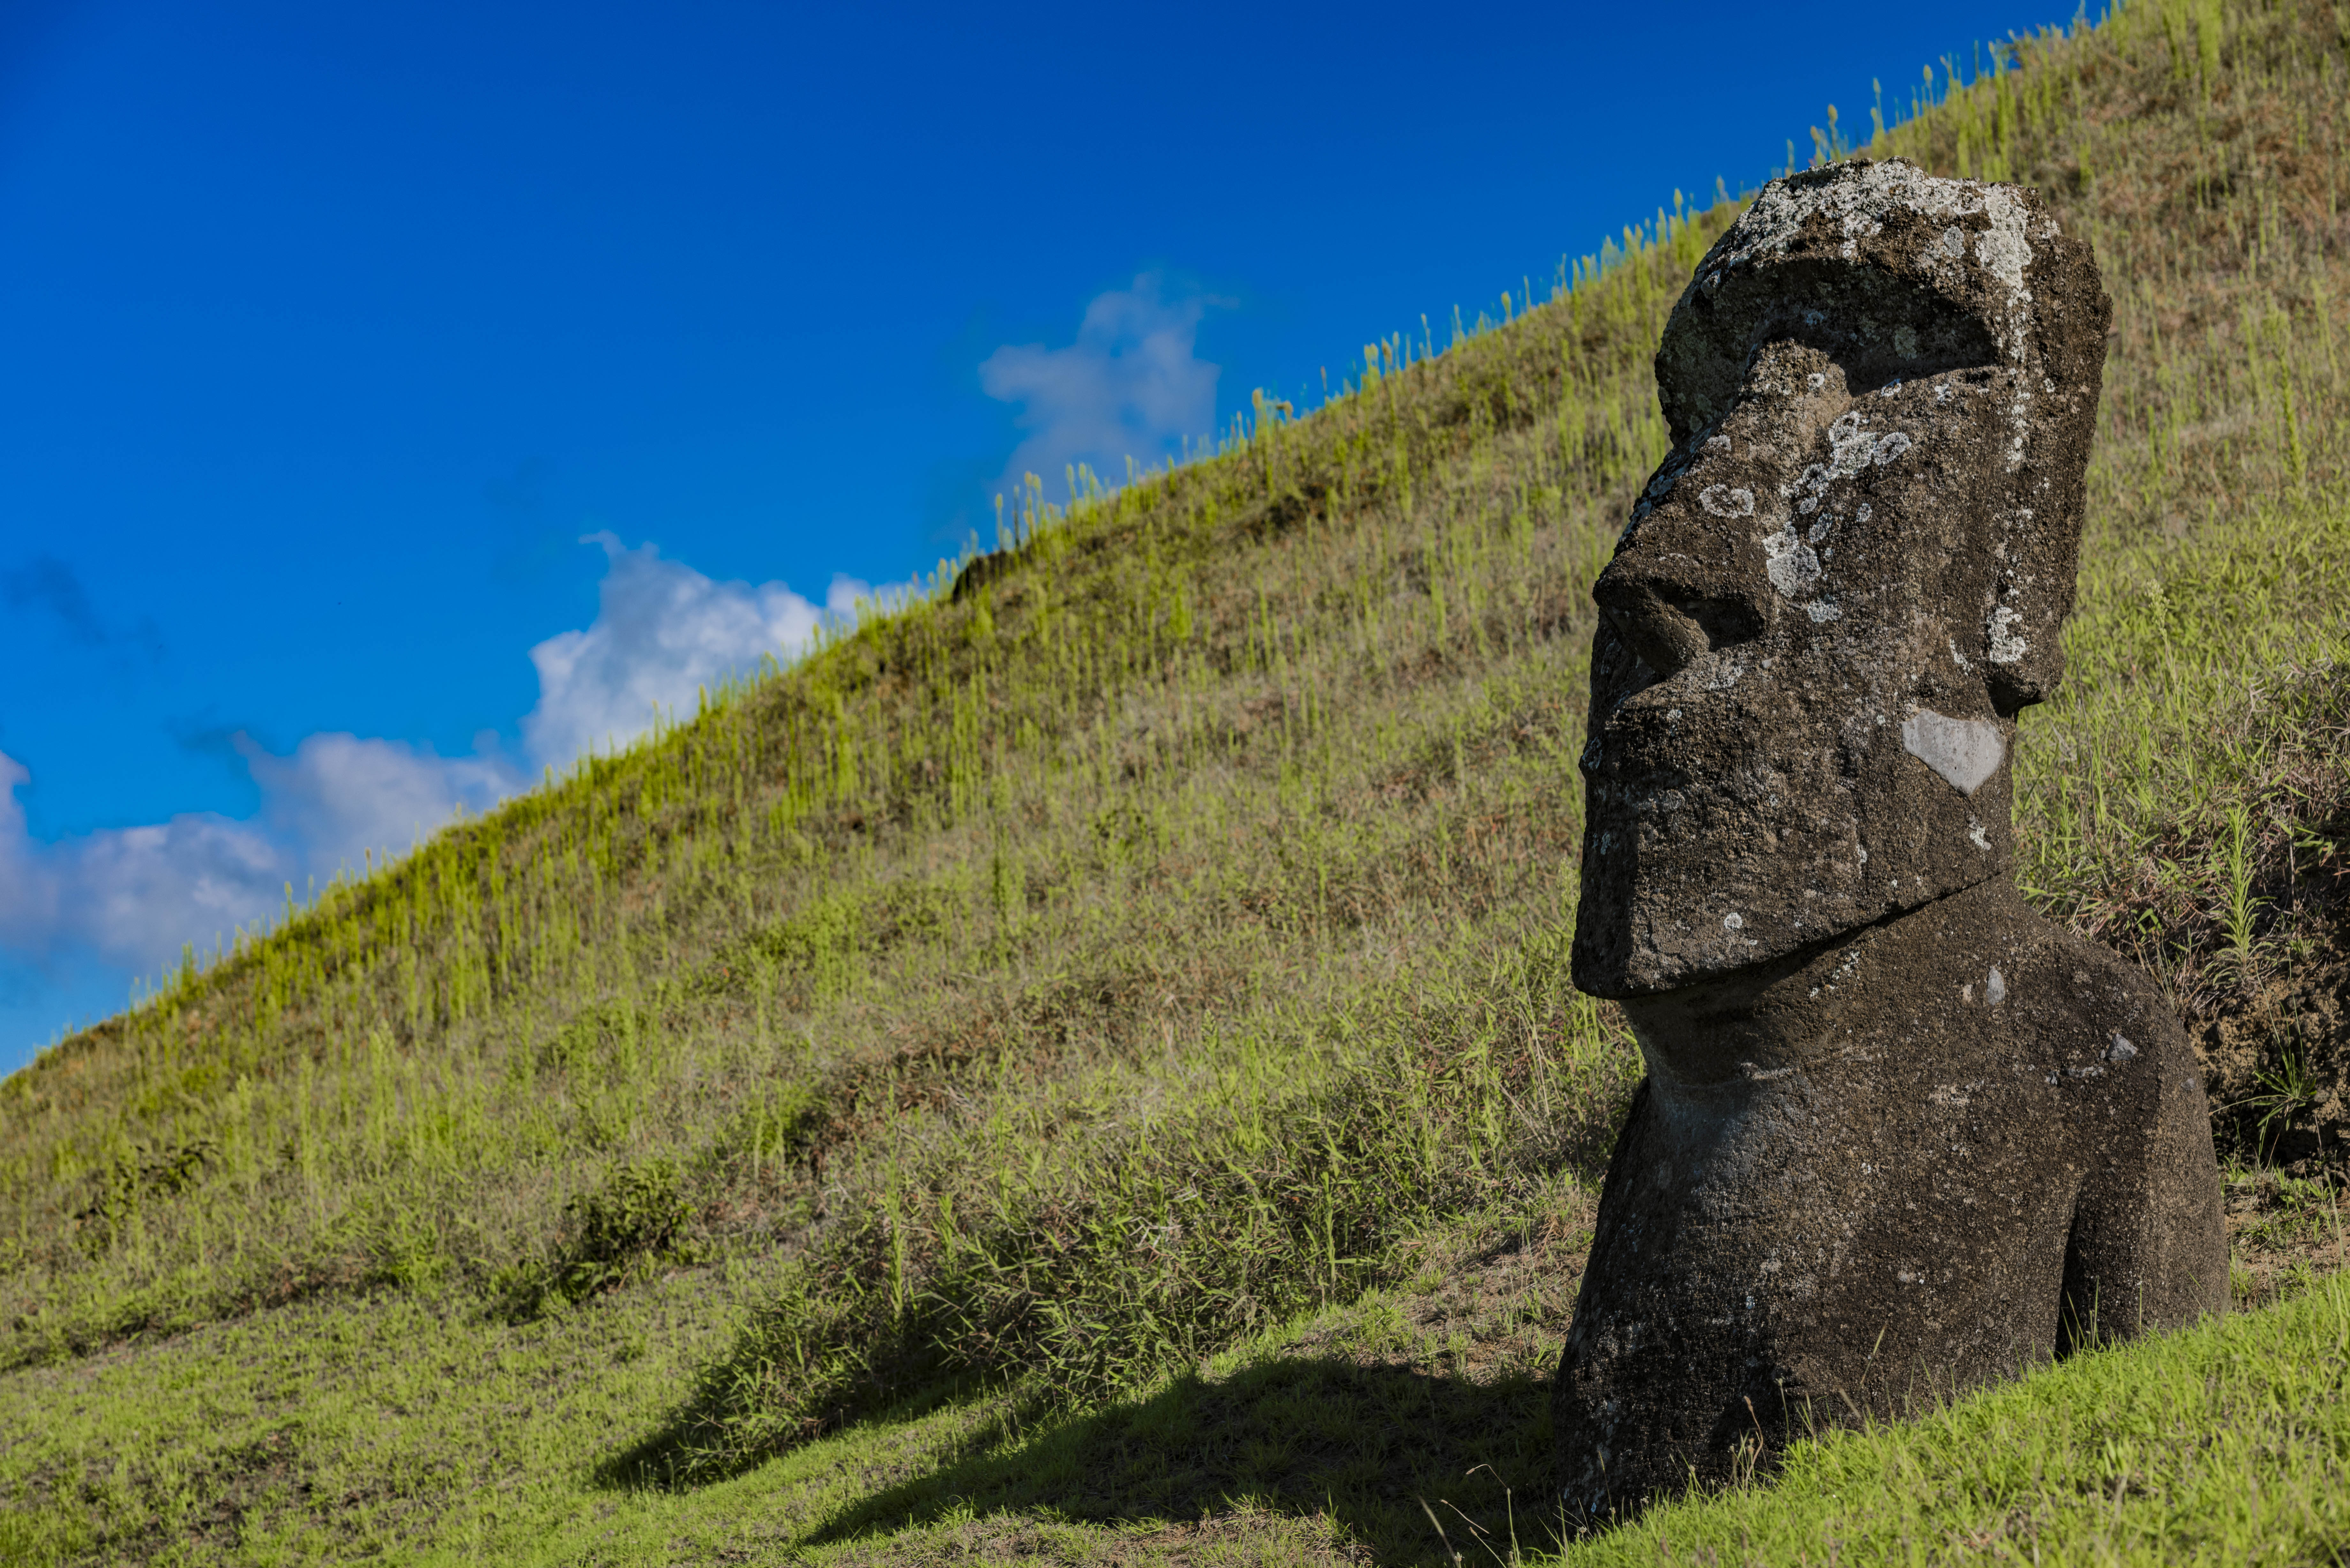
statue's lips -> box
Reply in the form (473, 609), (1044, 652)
(1585, 694), (1879, 905)
(1589, 679), (1823, 782)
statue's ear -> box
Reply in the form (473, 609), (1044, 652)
(1980, 226), (2110, 717)
(1980, 557), (2074, 715)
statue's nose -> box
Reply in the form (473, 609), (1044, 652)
(1592, 506), (1772, 682)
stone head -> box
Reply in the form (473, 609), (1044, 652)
(1572, 159), (2111, 998)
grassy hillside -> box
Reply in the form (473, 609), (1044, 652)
(3, 0), (2348, 1561)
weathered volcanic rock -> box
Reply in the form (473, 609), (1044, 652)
(1574, 157), (2108, 996)
(1554, 159), (2228, 1518)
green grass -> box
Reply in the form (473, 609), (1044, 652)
(3, 0), (2350, 1561)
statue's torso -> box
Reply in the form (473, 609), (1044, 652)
(1556, 882), (2225, 1513)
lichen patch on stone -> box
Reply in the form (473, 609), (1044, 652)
(1900, 709), (2005, 795)
(1699, 484), (1755, 518)
(1986, 604), (2029, 664)
(1761, 526), (1823, 597)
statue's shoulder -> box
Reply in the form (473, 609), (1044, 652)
(2006, 904), (2188, 1055)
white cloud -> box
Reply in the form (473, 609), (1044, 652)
(0, 734), (525, 972)
(0, 750), (282, 969)
(33, 814), (282, 967)
(242, 731), (525, 880)
(0, 537), (880, 990)
(3, 280), (1225, 1030)
(979, 271), (1222, 505)
(0, 752), (64, 955)
(519, 532), (864, 767)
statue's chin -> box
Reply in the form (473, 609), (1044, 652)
(1570, 919), (1806, 1000)
(1570, 915), (1782, 1001)
(1572, 720), (2018, 1002)
(1568, 854), (2003, 1001)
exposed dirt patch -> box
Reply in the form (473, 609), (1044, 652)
(2196, 920), (2350, 1170)
(813, 1510), (1374, 1568)
(1274, 1195), (1598, 1389)
(2183, 902), (2350, 1306)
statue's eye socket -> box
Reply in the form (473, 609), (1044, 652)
(1671, 597), (1765, 650)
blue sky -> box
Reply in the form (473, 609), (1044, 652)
(0, 0), (2078, 1070)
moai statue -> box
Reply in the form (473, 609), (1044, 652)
(1555, 159), (2228, 1518)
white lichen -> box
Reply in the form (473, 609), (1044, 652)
(1762, 526), (1822, 596)
(1986, 604), (2029, 664)
(1700, 484), (1755, 518)
(1708, 162), (2034, 303)
(1826, 412), (1879, 475)
(1901, 709), (2005, 795)
(1973, 217), (2033, 294)
(1788, 422), (1909, 517)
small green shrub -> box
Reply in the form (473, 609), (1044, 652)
(69, 1140), (215, 1259)
(497, 1157), (700, 1319)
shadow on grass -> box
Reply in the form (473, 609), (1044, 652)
(778, 1353), (1564, 1566)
